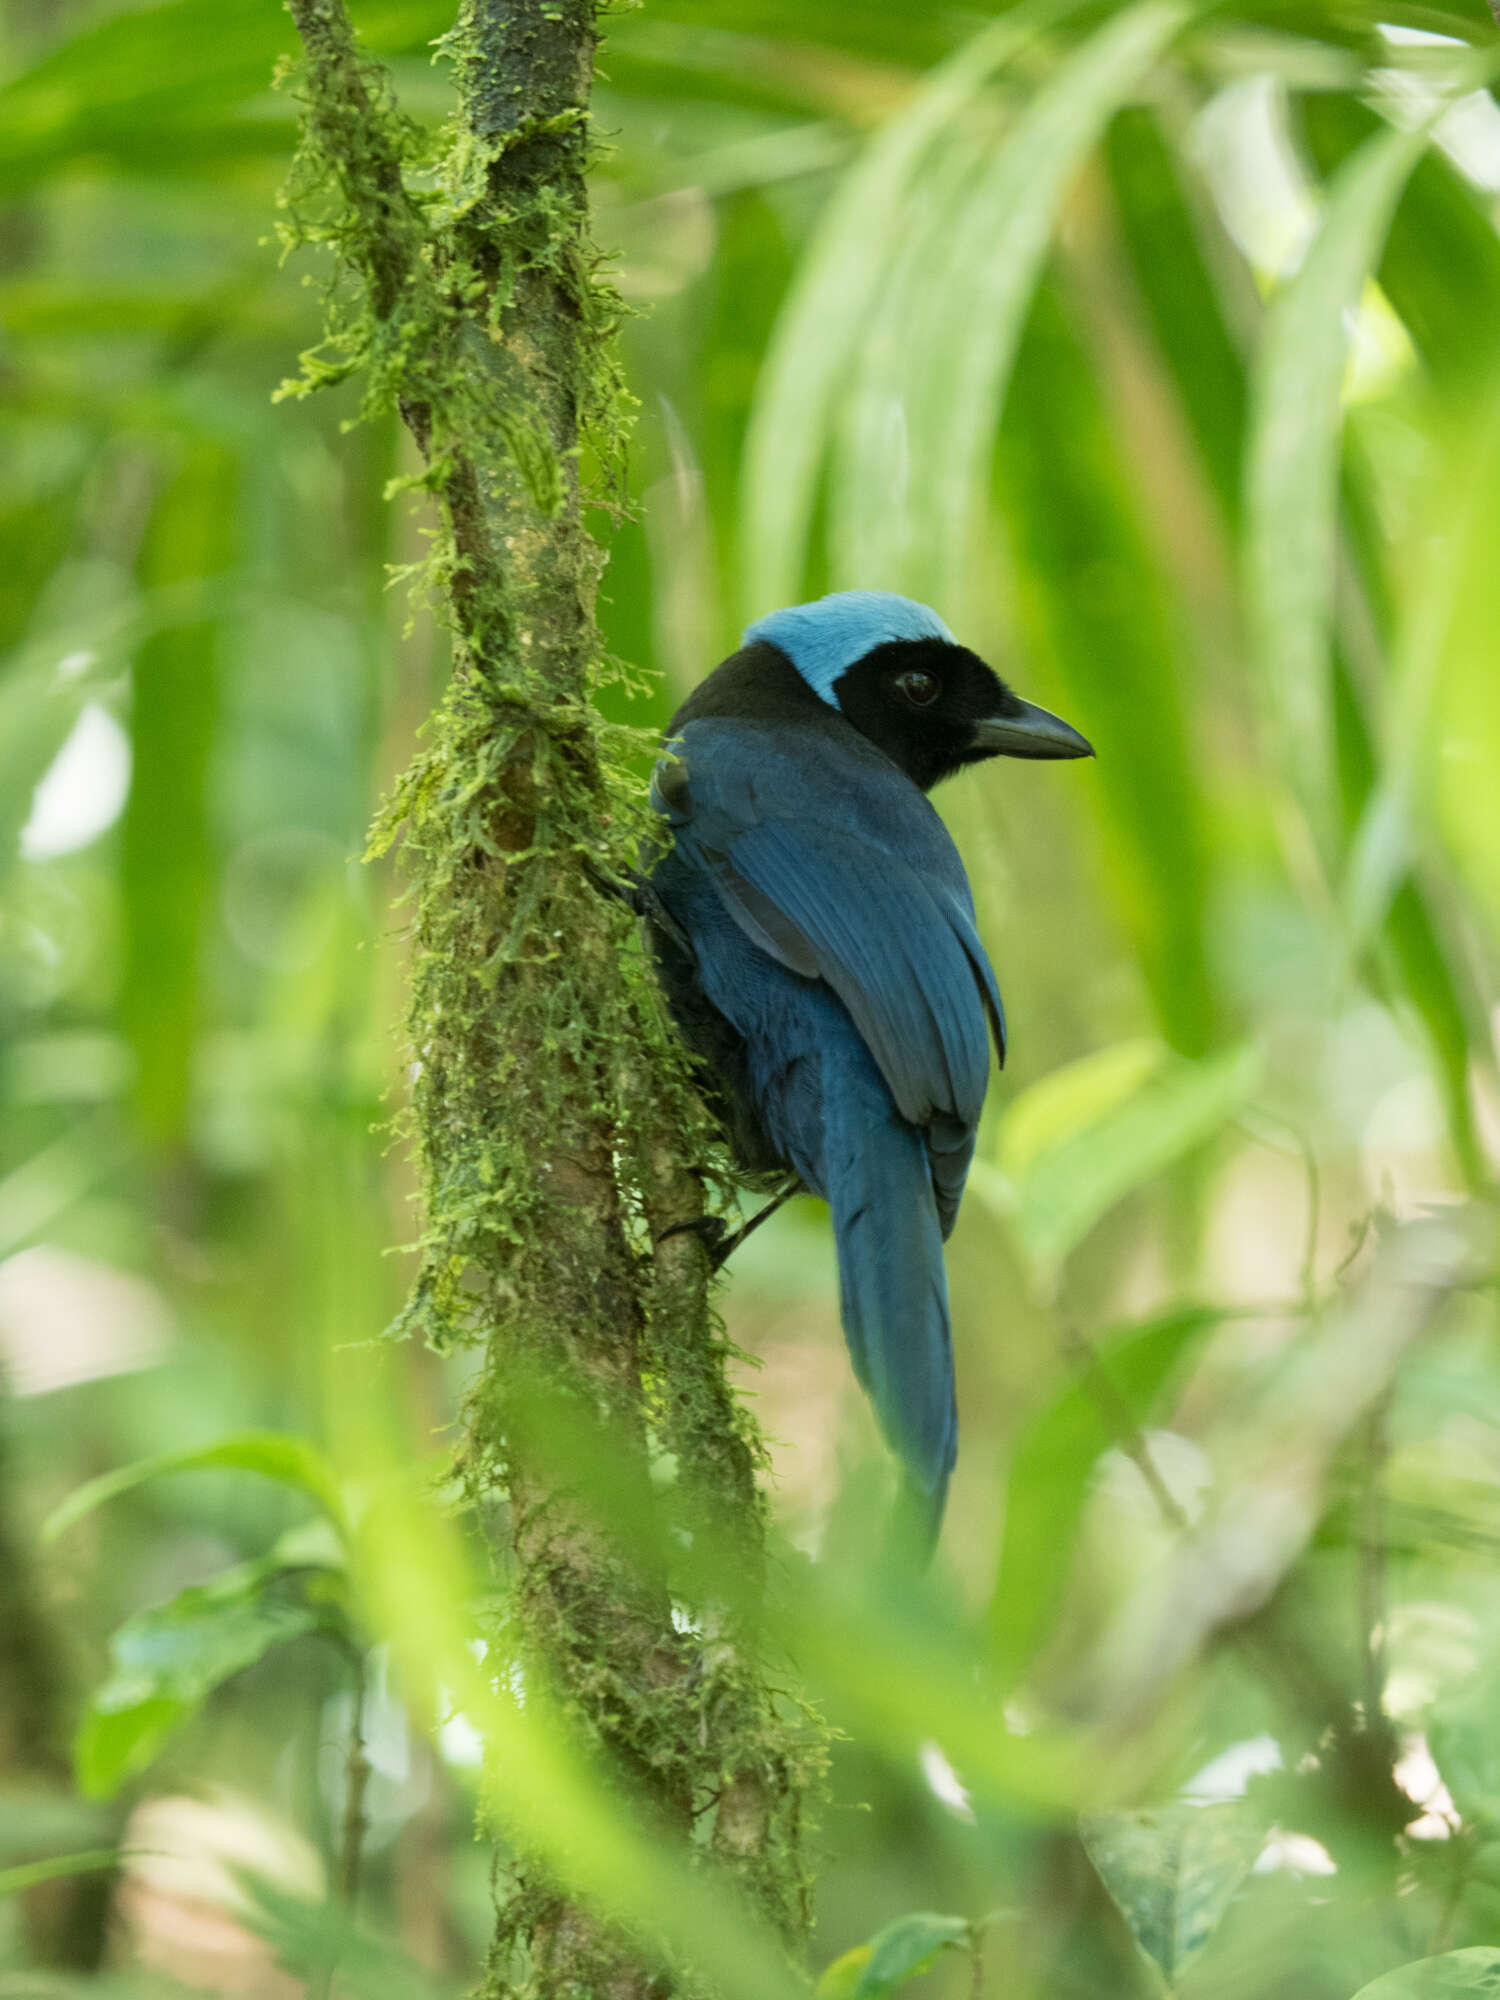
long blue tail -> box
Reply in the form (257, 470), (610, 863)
(821, 1063), (957, 1539)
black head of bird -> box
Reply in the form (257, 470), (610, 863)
(669, 589), (1092, 794)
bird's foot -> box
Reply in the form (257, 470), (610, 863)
(658, 1179), (800, 1273)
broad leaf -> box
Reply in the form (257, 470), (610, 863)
(76, 1557), (349, 1799)
(1081, 1802), (1265, 1987)
(1349, 1952), (1500, 2000)
(817, 1912), (971, 1998)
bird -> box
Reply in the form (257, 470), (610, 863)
(642, 590), (1092, 1539)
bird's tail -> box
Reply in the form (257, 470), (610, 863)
(822, 1074), (957, 1547)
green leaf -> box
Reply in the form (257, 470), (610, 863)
(76, 1557), (348, 1799)
(994, 278), (1219, 1055)
(73, 1697), (190, 1802)
(1106, 105), (1247, 525)
(1431, 1694), (1500, 1832)
(237, 1870), (454, 2000)
(974, 1043), (1260, 1282)
(1348, 1952), (1500, 2000)
(817, 1947), (872, 1999)
(43, 1430), (346, 1544)
(1245, 116), (1437, 868)
(0, 1849), (121, 1899)
(880, 0), (1196, 609)
(1301, 93), (1500, 403)
(1080, 1802), (1265, 1988)
(121, 441), (234, 1147)
(816, 1914), (971, 1998)
(989, 1308), (1225, 1678)
(740, 0), (1088, 611)
(999, 1040), (1166, 1182)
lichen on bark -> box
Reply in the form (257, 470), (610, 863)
(277, 1), (820, 1990)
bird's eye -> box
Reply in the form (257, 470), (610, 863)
(896, 670), (940, 707)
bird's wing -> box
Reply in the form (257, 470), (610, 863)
(654, 722), (1005, 1134)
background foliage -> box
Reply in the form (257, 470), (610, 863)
(4, 0), (1500, 1994)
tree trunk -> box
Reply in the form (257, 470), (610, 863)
(279, 4), (816, 1990)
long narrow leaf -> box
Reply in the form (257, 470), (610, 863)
(881, 0), (1196, 611)
(739, 0), (1087, 613)
(1244, 116), (1437, 868)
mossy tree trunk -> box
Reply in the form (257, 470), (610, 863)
(280, 2), (815, 1991)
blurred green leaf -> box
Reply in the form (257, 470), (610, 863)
(741, 0), (1084, 610)
(817, 1946), (873, 1999)
(1000, 1040), (1165, 1181)
(1431, 1694), (1500, 1833)
(974, 1044), (1260, 1281)
(121, 440), (234, 1147)
(0, 1792), (114, 1864)
(43, 1431), (347, 1544)
(1301, 94), (1500, 402)
(1348, 1952), (1500, 1999)
(76, 1556), (348, 1799)
(1106, 104), (1247, 524)
(989, 1306), (1224, 1677)
(238, 1869), (457, 2000)
(816, 1912), (970, 1998)
(997, 281), (1218, 1054)
(0, 1849), (119, 1899)
(1080, 1801), (1265, 1988)
(888, 0), (1195, 607)
(1245, 116), (1436, 867)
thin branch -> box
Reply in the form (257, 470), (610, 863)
(1060, 1318), (1190, 1534)
(339, 1654), (372, 1908)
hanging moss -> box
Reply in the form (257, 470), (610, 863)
(278, 2), (823, 1989)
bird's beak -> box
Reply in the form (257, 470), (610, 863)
(972, 698), (1094, 761)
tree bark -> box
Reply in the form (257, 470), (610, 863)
(279, 3), (816, 1990)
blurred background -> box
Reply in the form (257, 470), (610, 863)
(4, 0), (1500, 1994)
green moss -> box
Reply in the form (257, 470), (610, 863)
(278, 2), (822, 1988)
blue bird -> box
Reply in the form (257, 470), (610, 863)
(644, 591), (1092, 1536)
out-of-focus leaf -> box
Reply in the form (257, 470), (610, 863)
(1431, 1693), (1500, 1832)
(990, 1307), (1225, 1678)
(75, 1557), (348, 1799)
(0, 1850), (120, 1899)
(828, 1913), (971, 1997)
(1244, 115), (1436, 868)
(1300, 93), (1500, 401)
(996, 282), (1218, 1055)
(999, 1039), (1165, 1182)
(238, 1871), (455, 2000)
(1348, 1952), (1500, 2000)
(816, 1946), (874, 1999)
(0, 1793), (113, 1864)
(740, 0), (1085, 610)
(1069, 1211), (1492, 1717)
(876, 0), (1195, 608)
(1081, 1801), (1265, 1987)
(1106, 105), (1247, 523)
(974, 1043), (1260, 1281)
(1332, 656), (1484, 1186)
(121, 441), (233, 1147)
(43, 1431), (346, 1544)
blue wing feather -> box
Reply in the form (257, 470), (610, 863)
(660, 720), (1004, 1141)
